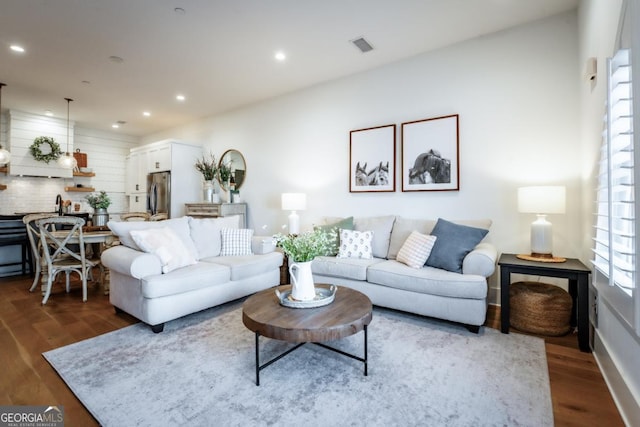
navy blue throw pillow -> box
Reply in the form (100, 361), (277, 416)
(426, 218), (488, 273)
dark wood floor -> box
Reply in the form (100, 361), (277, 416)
(0, 274), (625, 426)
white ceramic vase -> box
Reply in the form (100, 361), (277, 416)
(288, 260), (316, 301)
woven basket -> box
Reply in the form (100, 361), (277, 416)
(509, 281), (572, 336)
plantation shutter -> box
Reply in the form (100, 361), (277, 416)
(593, 48), (635, 296)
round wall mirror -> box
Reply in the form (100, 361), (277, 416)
(219, 149), (246, 190)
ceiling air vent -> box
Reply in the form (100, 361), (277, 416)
(351, 37), (373, 53)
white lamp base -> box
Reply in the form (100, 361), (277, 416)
(517, 214), (566, 262)
(288, 211), (300, 235)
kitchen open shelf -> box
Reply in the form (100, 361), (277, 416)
(0, 184), (6, 190)
(0, 166), (7, 174)
(73, 171), (95, 177)
(65, 186), (95, 192)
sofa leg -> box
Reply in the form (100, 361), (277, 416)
(465, 324), (480, 334)
(151, 323), (165, 333)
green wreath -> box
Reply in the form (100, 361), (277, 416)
(30, 136), (62, 164)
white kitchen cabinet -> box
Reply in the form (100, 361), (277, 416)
(125, 150), (149, 195)
(148, 144), (171, 172)
(129, 193), (147, 212)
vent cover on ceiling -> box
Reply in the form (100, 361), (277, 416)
(351, 37), (373, 53)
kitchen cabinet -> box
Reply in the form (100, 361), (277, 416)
(147, 144), (171, 172)
(129, 193), (147, 212)
(125, 150), (149, 195)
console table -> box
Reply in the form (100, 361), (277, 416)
(498, 253), (591, 352)
(184, 203), (247, 228)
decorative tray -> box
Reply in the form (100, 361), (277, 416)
(276, 285), (337, 309)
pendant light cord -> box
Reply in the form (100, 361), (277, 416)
(65, 97), (73, 153)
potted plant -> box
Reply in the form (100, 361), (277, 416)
(195, 152), (219, 202)
(274, 228), (336, 301)
(85, 191), (111, 226)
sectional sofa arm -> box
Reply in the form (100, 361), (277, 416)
(101, 245), (163, 279)
(462, 242), (498, 277)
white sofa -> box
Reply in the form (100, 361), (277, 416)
(101, 216), (282, 332)
(311, 216), (497, 332)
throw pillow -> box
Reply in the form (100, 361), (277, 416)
(314, 216), (354, 256)
(337, 229), (373, 259)
(426, 218), (489, 273)
(354, 215), (396, 258)
(396, 231), (437, 269)
(107, 216), (199, 261)
(220, 228), (254, 256)
(189, 215), (240, 259)
(129, 227), (197, 274)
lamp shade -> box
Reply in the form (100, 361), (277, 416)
(281, 193), (307, 211)
(517, 186), (566, 214)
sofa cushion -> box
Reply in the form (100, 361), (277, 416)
(312, 256), (385, 281)
(141, 262), (231, 298)
(108, 216), (199, 261)
(220, 228), (253, 256)
(130, 227), (197, 273)
(426, 218), (489, 273)
(367, 260), (488, 299)
(387, 217), (492, 260)
(206, 252), (283, 281)
(396, 231), (437, 269)
(354, 215), (396, 258)
(337, 229), (373, 259)
(314, 216), (354, 256)
(189, 215), (239, 259)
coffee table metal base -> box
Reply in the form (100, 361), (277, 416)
(253, 325), (368, 386)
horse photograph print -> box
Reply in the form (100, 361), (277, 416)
(401, 114), (459, 192)
(350, 124), (396, 192)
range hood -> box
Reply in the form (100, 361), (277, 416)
(7, 110), (74, 178)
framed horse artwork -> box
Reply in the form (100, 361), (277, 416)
(349, 124), (396, 193)
(401, 114), (459, 192)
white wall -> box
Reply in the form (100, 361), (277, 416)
(145, 11), (581, 301)
(579, 0), (640, 424)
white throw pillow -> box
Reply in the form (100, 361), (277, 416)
(189, 215), (240, 259)
(337, 229), (373, 259)
(220, 228), (254, 256)
(108, 216), (199, 260)
(396, 230), (437, 269)
(130, 227), (197, 273)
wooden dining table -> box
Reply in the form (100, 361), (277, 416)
(40, 229), (117, 296)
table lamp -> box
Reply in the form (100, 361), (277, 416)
(517, 186), (566, 262)
(281, 193), (306, 235)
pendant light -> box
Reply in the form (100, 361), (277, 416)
(57, 97), (77, 169)
(0, 83), (11, 166)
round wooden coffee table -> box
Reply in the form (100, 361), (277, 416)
(242, 284), (372, 385)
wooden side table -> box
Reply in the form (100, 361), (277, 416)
(498, 253), (591, 352)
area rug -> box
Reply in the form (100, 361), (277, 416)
(43, 301), (553, 426)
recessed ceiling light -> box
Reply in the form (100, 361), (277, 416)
(10, 45), (25, 53)
(274, 51), (286, 61)
(176, 94), (185, 101)
(45, 110), (53, 116)
(143, 111), (151, 117)
(112, 124), (119, 129)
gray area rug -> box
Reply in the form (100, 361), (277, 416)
(43, 300), (553, 427)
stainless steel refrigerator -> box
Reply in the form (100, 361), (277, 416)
(147, 171), (171, 216)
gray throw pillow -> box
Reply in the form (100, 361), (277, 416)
(426, 218), (488, 273)
(314, 216), (354, 256)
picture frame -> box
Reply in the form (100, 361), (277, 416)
(349, 124), (396, 193)
(401, 114), (459, 192)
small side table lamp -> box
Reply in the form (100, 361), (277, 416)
(281, 193), (306, 235)
(517, 186), (566, 262)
